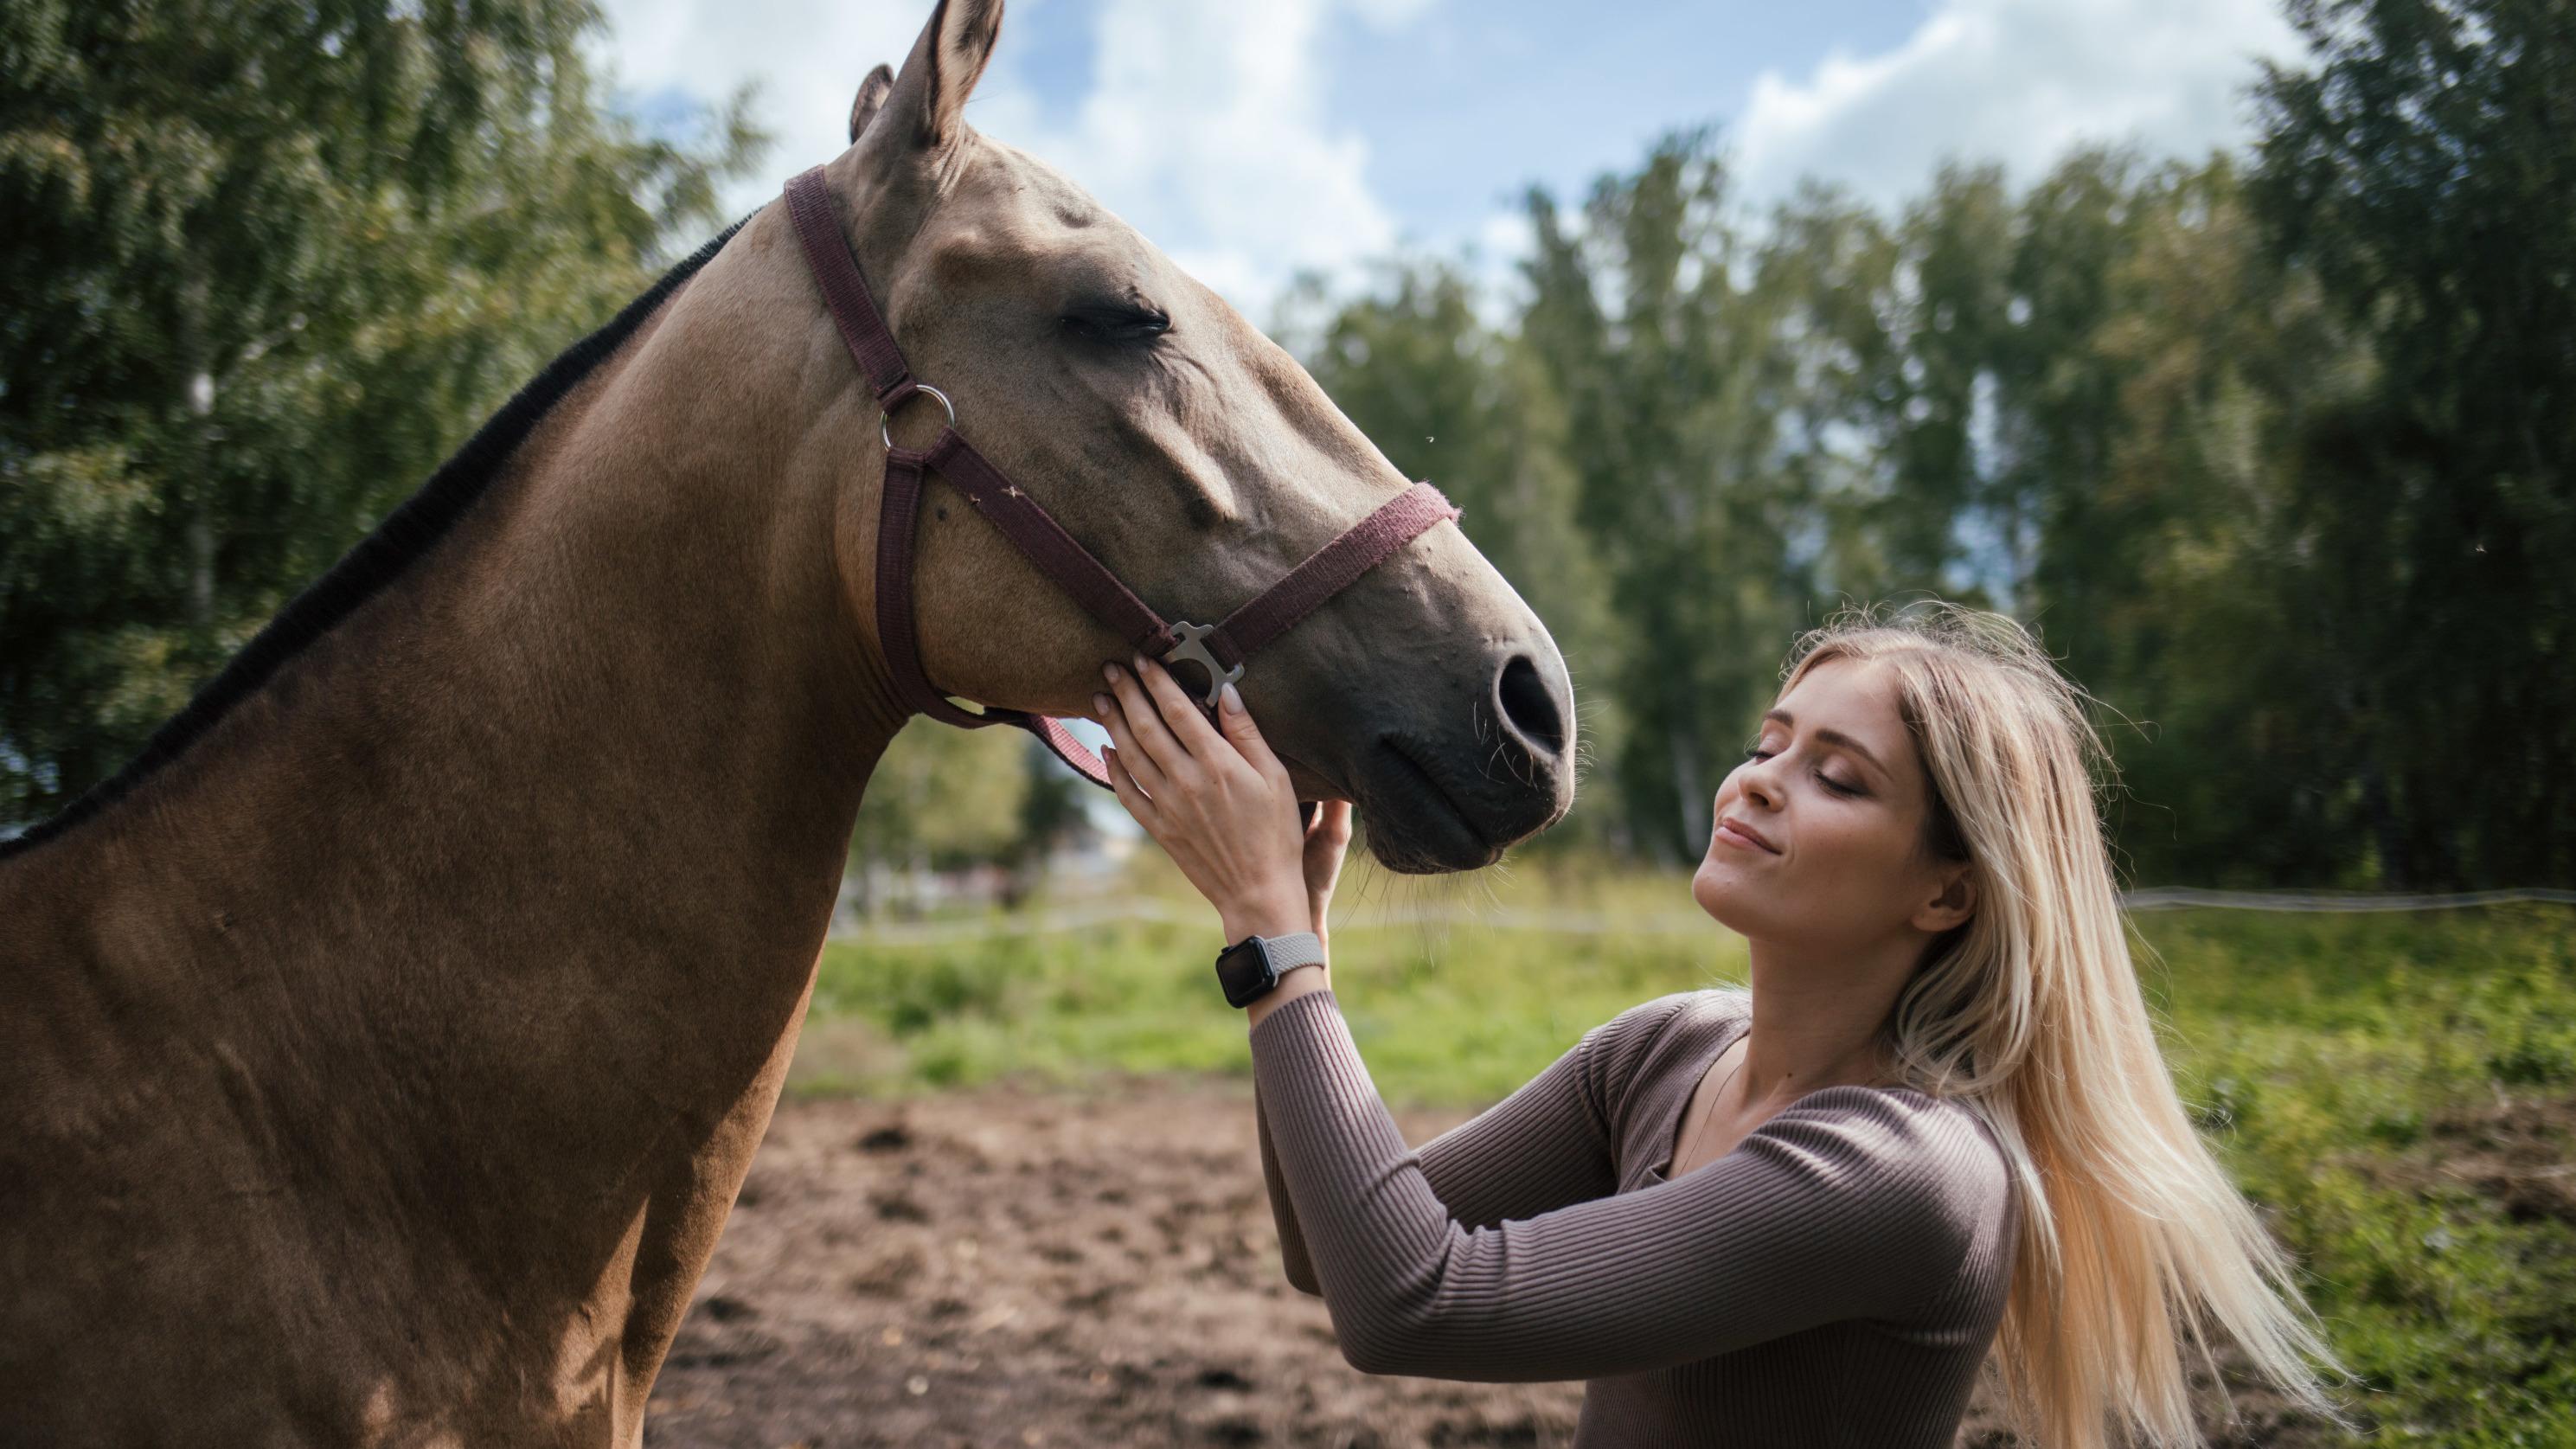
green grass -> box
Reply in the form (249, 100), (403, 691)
(798, 859), (2576, 1446)
(2130, 905), (2576, 1447)
(798, 856), (1733, 1100)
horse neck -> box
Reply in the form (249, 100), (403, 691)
(14, 213), (908, 1311)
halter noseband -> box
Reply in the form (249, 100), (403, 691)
(784, 165), (1461, 789)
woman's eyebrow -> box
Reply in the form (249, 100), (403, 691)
(1759, 708), (1890, 781)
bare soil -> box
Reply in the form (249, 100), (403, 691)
(648, 1085), (2349, 1448)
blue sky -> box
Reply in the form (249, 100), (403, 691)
(596, 0), (2305, 318)
(986, 0), (1927, 239)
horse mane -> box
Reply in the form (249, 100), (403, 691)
(0, 215), (750, 862)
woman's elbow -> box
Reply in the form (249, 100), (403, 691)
(1329, 1315), (1426, 1376)
(1336, 1331), (1395, 1375)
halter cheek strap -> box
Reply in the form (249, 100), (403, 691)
(784, 165), (1459, 788)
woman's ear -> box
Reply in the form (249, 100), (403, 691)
(1912, 863), (1976, 935)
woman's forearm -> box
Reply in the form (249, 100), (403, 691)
(1254, 1084), (1325, 1295)
(1247, 988), (1991, 1383)
(1243, 955), (1331, 1033)
(1248, 943), (1334, 1293)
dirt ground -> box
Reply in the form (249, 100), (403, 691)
(649, 1085), (2343, 1449)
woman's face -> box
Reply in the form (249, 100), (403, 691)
(1691, 657), (1965, 950)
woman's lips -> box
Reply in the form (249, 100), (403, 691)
(1714, 817), (1779, 854)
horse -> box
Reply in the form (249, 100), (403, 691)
(0, 3), (1575, 1442)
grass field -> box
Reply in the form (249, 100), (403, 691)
(794, 857), (2576, 1447)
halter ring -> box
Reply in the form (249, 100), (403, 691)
(881, 383), (956, 450)
(1161, 620), (1245, 708)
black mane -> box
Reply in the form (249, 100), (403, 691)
(0, 216), (749, 862)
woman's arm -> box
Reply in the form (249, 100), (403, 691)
(1251, 989), (2001, 1383)
(1255, 1084), (1326, 1293)
(1083, 658), (1962, 1363)
(1256, 991), (1695, 1296)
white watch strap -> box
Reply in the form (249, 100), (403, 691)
(1259, 931), (1327, 974)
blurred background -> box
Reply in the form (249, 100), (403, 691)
(3, 0), (2570, 1443)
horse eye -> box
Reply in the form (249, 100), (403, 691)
(1063, 304), (1170, 343)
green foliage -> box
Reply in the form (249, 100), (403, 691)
(804, 857), (1729, 1103)
(852, 721), (1038, 875)
(804, 876), (2576, 1444)
(1516, 137), (1817, 862)
(1286, 259), (1623, 852)
(8, 0), (2565, 892)
(2246, 0), (2576, 889)
(2136, 904), (2576, 1443)
(1269, 0), (2572, 888)
(0, 0), (763, 823)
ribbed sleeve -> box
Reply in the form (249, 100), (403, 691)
(1256, 994), (1693, 1298)
(1246, 989), (2017, 1446)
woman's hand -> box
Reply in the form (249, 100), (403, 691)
(1093, 654), (1348, 944)
(1299, 798), (1353, 948)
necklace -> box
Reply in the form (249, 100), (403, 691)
(1672, 1047), (1748, 1177)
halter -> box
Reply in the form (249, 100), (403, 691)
(785, 166), (1461, 789)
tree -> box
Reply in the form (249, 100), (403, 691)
(1522, 134), (1828, 860)
(2060, 157), (2368, 885)
(2250, 0), (2576, 887)
(845, 722), (1035, 913)
(0, 0), (760, 825)
(1291, 259), (1624, 852)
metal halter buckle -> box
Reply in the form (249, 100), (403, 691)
(880, 382), (956, 450)
(1161, 620), (1244, 707)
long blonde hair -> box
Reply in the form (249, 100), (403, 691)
(1780, 600), (2358, 1448)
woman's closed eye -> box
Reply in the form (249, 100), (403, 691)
(1742, 746), (1867, 798)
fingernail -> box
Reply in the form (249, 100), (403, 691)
(1132, 651), (1149, 673)
(1093, 693), (1112, 717)
(1221, 682), (1244, 715)
(1103, 663), (1119, 683)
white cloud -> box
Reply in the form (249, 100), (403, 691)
(592, 0), (1411, 321)
(1732, 0), (2304, 211)
(593, 0), (937, 204)
(592, 0), (2302, 318)
(1004, 0), (1403, 319)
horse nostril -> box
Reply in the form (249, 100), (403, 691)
(1496, 654), (1567, 757)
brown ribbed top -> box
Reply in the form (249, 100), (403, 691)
(1250, 987), (2017, 1447)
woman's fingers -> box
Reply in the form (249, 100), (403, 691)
(1304, 798), (1353, 869)
(1214, 681), (1291, 787)
(1103, 744), (1160, 830)
(1132, 653), (1229, 760)
(1094, 690), (1169, 797)
(1104, 661), (1196, 781)
(1309, 798), (1354, 843)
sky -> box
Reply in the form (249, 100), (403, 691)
(594, 0), (2308, 321)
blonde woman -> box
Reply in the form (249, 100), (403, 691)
(1091, 602), (2357, 1447)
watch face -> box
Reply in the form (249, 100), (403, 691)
(1214, 937), (1275, 1008)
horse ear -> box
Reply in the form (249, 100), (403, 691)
(878, 0), (1004, 152)
(848, 64), (894, 143)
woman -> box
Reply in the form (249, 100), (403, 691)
(1090, 602), (2356, 1448)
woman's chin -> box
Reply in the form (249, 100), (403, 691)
(1689, 862), (1735, 926)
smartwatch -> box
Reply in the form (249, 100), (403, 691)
(1213, 931), (1327, 1009)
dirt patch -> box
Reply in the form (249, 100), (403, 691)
(650, 1086), (2349, 1447)
(2345, 1090), (2576, 1226)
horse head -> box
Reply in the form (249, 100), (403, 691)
(811, 0), (1576, 872)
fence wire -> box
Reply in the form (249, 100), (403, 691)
(830, 888), (2574, 946)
